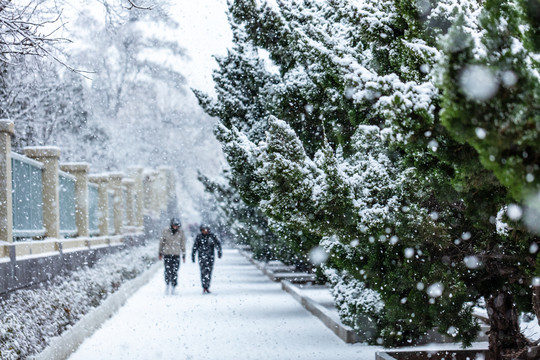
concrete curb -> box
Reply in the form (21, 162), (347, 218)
(238, 249), (262, 269)
(281, 280), (361, 344)
(237, 248), (490, 353)
(237, 248), (359, 344)
(237, 249), (316, 283)
(32, 261), (161, 360)
(375, 349), (490, 360)
(375, 352), (397, 360)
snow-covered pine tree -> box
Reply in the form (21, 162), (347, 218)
(193, 19), (309, 264)
(197, 170), (285, 261)
(196, 0), (540, 354)
(226, 0), (485, 347)
(224, 0), (540, 355)
(437, 0), (540, 355)
(439, 0), (539, 203)
(194, 19), (276, 206)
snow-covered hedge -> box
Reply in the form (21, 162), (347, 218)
(324, 267), (384, 341)
(0, 242), (158, 360)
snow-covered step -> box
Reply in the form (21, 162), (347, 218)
(267, 271), (317, 283)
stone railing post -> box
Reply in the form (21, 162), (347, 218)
(128, 167), (144, 227)
(88, 175), (109, 237)
(122, 179), (135, 227)
(24, 146), (61, 239)
(0, 120), (14, 248)
(60, 163), (90, 237)
(108, 172), (124, 235)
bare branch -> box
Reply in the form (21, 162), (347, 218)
(124, 0), (153, 10)
(0, 0), (95, 76)
(0, 0), (53, 61)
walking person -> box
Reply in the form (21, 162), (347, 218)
(192, 224), (222, 294)
(159, 218), (186, 295)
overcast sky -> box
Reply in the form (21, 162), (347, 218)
(170, 0), (233, 95)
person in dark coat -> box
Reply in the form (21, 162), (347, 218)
(191, 223), (222, 294)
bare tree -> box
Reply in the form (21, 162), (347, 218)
(124, 0), (152, 10)
(0, 0), (66, 63)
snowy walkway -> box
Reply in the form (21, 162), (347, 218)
(68, 248), (381, 360)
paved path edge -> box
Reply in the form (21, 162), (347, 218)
(237, 248), (361, 344)
(281, 280), (361, 344)
(31, 261), (161, 360)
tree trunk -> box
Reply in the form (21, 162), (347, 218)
(487, 290), (531, 359)
(532, 286), (540, 324)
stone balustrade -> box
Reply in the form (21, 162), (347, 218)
(0, 119), (178, 294)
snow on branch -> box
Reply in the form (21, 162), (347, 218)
(124, 0), (153, 10)
(0, 0), (61, 63)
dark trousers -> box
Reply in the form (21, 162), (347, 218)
(164, 255), (180, 287)
(199, 260), (214, 290)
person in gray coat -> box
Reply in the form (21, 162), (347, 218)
(192, 224), (222, 294)
(159, 218), (186, 295)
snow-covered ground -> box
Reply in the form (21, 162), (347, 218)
(68, 248), (383, 360)
(66, 248), (492, 360)
(0, 244), (157, 360)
